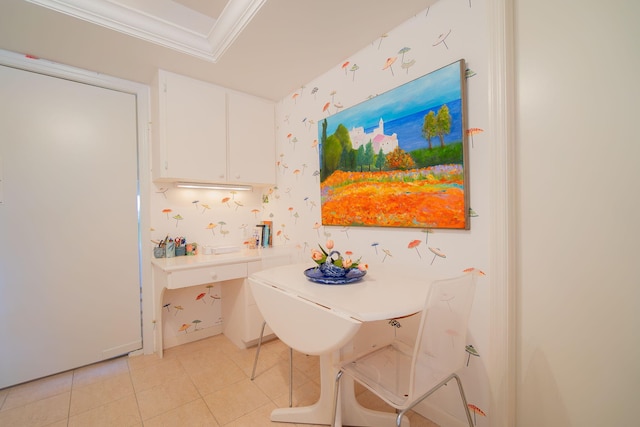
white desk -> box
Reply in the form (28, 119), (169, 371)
(151, 248), (291, 356)
(249, 262), (431, 427)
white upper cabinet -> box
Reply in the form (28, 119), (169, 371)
(152, 70), (276, 186)
(153, 70), (227, 183)
(227, 91), (276, 185)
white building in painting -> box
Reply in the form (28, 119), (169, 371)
(349, 118), (398, 154)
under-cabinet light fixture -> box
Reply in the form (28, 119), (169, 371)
(175, 182), (253, 191)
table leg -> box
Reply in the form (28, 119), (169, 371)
(270, 352), (409, 426)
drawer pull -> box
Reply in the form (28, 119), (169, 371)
(210, 272), (218, 279)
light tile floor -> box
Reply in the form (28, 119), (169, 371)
(0, 334), (439, 426)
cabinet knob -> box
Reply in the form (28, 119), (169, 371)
(210, 272), (218, 280)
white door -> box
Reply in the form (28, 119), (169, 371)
(0, 65), (142, 388)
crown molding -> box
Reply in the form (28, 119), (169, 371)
(24, 0), (266, 62)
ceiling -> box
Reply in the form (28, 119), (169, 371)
(0, 0), (436, 101)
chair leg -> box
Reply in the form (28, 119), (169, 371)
(402, 373), (474, 427)
(251, 321), (293, 408)
(250, 321), (267, 381)
(451, 373), (474, 427)
(330, 370), (344, 427)
(289, 347), (293, 407)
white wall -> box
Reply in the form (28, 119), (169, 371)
(514, 0), (640, 425)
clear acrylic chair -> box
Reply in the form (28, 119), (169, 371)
(331, 271), (480, 427)
(251, 320), (293, 407)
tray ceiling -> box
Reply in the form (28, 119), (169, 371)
(0, 0), (437, 100)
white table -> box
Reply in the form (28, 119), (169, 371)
(249, 262), (432, 427)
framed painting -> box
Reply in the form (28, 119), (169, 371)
(319, 59), (469, 229)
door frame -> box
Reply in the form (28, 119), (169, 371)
(0, 49), (154, 356)
(486, 0), (517, 426)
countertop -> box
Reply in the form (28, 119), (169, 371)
(151, 246), (292, 272)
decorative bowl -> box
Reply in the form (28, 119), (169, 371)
(319, 260), (348, 277)
(304, 267), (366, 285)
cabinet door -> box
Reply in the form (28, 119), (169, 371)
(227, 92), (276, 185)
(158, 71), (227, 182)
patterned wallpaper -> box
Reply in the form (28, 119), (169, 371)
(270, 1), (491, 423)
(150, 0), (490, 423)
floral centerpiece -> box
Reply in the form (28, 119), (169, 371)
(311, 240), (367, 277)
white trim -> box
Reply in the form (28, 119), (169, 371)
(23, 0), (266, 63)
(486, 0), (517, 426)
(0, 49), (155, 356)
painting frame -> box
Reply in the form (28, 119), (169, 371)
(318, 59), (470, 230)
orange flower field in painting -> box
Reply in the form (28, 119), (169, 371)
(321, 164), (466, 229)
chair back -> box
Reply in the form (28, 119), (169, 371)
(249, 278), (361, 355)
(408, 271), (478, 398)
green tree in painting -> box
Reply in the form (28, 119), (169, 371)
(422, 110), (437, 149)
(356, 144), (365, 171)
(334, 124), (354, 169)
(322, 134), (342, 179)
(321, 118), (328, 144)
(375, 148), (386, 170)
(435, 104), (452, 148)
(386, 147), (415, 170)
(364, 141), (374, 171)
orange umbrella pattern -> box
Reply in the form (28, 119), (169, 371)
(466, 127), (484, 148)
(341, 61), (350, 75)
(467, 403), (486, 425)
(195, 293), (206, 304)
(408, 239), (422, 258)
(383, 57), (397, 76)
(463, 267), (486, 276)
(178, 323), (190, 333)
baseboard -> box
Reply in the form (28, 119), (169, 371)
(163, 325), (223, 349)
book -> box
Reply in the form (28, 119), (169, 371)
(261, 220), (273, 247)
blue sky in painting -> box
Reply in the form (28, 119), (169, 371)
(321, 60), (463, 142)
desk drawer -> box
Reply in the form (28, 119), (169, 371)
(167, 263), (247, 289)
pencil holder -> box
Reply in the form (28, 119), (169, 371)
(166, 241), (175, 258)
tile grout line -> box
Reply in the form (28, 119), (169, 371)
(66, 369), (75, 426)
(175, 351), (222, 425)
(126, 358), (145, 426)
